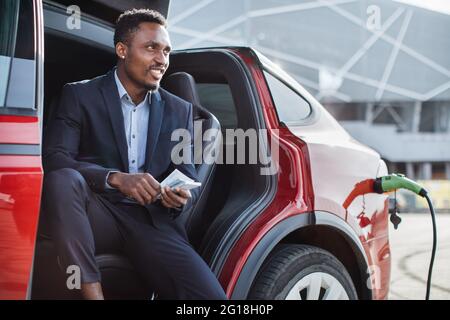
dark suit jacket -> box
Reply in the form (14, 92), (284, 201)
(43, 68), (199, 224)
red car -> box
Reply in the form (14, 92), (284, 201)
(0, 0), (390, 300)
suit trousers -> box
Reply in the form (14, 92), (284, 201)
(40, 168), (227, 300)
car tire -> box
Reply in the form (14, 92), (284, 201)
(248, 244), (358, 300)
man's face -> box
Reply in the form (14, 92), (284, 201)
(121, 22), (171, 91)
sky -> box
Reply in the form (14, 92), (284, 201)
(394, 0), (450, 16)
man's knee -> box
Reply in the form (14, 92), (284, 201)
(44, 168), (86, 192)
(41, 168), (91, 233)
(43, 168), (90, 209)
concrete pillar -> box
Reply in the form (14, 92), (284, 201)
(420, 162), (432, 180)
(446, 105), (450, 132)
(411, 101), (422, 133)
(365, 103), (374, 124)
(406, 162), (415, 180)
(446, 162), (450, 180)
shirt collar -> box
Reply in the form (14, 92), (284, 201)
(114, 69), (159, 105)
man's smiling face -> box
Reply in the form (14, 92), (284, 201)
(122, 22), (171, 91)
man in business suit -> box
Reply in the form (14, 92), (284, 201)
(41, 8), (227, 300)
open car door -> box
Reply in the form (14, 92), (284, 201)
(0, 0), (170, 300)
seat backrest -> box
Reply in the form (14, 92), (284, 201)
(162, 72), (222, 241)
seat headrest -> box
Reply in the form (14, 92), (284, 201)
(163, 72), (202, 108)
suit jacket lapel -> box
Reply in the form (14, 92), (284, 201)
(145, 90), (165, 173)
(100, 69), (129, 172)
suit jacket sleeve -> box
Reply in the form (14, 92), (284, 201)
(43, 84), (115, 193)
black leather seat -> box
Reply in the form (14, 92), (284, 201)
(162, 72), (222, 244)
(32, 72), (221, 299)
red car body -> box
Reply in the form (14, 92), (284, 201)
(0, 0), (390, 300)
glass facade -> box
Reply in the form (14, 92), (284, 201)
(168, 0), (450, 180)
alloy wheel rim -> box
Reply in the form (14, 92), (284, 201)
(285, 272), (350, 300)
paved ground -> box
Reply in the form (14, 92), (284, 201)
(388, 212), (450, 300)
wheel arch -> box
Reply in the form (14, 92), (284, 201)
(230, 211), (372, 300)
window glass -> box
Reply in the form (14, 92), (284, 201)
(0, 0), (35, 109)
(196, 83), (238, 129)
(0, 0), (20, 107)
(264, 71), (311, 124)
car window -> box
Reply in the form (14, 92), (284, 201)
(264, 71), (311, 124)
(196, 83), (238, 129)
(0, 0), (19, 107)
(0, 0), (35, 109)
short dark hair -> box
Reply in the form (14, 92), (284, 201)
(114, 8), (167, 46)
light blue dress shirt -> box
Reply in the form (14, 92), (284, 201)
(107, 71), (184, 211)
(105, 71), (152, 188)
(114, 70), (150, 173)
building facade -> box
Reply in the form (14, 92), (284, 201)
(168, 0), (450, 181)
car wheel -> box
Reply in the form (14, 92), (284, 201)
(248, 244), (358, 300)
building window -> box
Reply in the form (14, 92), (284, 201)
(419, 102), (450, 133)
(323, 102), (366, 121)
(432, 162), (447, 180)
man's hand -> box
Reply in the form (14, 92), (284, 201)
(160, 187), (191, 209)
(108, 172), (160, 206)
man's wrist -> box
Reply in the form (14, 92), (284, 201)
(107, 171), (123, 188)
